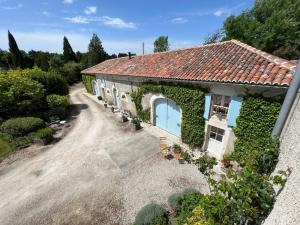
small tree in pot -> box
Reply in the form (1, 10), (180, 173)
(131, 116), (141, 130)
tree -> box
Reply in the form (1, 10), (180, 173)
(63, 36), (76, 62)
(87, 34), (108, 67)
(154, 36), (170, 53)
(8, 30), (23, 68)
(222, 0), (300, 59)
(203, 29), (224, 45)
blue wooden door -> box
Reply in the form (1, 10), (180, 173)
(154, 98), (181, 136)
(167, 100), (181, 136)
(155, 98), (168, 131)
(92, 81), (99, 96)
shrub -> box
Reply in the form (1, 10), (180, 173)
(184, 206), (208, 225)
(168, 193), (182, 210)
(20, 68), (69, 95)
(139, 108), (151, 122)
(194, 155), (217, 176)
(47, 94), (69, 119)
(134, 203), (168, 225)
(0, 72), (45, 119)
(0, 137), (12, 157)
(61, 61), (82, 84)
(82, 74), (95, 93)
(35, 127), (54, 144)
(0, 117), (45, 137)
(174, 188), (204, 225)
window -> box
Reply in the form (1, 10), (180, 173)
(209, 126), (225, 142)
(212, 95), (231, 116)
(120, 92), (128, 102)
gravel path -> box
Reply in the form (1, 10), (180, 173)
(0, 85), (208, 225)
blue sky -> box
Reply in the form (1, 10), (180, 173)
(0, 0), (254, 54)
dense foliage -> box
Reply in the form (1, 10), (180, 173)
(131, 82), (206, 147)
(154, 36), (170, 53)
(8, 30), (23, 68)
(47, 94), (70, 119)
(8, 68), (69, 95)
(173, 188), (204, 225)
(0, 72), (45, 119)
(35, 127), (54, 144)
(221, 0), (300, 59)
(88, 33), (109, 67)
(82, 74), (96, 94)
(184, 206), (208, 225)
(63, 36), (77, 63)
(0, 117), (45, 137)
(229, 96), (282, 174)
(134, 203), (168, 225)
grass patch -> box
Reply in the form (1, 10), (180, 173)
(0, 138), (12, 157)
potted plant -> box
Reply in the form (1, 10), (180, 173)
(172, 143), (182, 154)
(97, 96), (103, 101)
(104, 100), (108, 108)
(111, 106), (115, 113)
(131, 116), (141, 130)
(121, 114), (128, 122)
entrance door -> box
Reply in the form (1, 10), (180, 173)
(207, 126), (225, 154)
(154, 98), (181, 136)
(92, 81), (99, 96)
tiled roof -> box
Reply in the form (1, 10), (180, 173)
(82, 40), (297, 87)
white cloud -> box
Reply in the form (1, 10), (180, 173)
(42, 11), (52, 17)
(171, 17), (188, 24)
(100, 16), (137, 29)
(63, 0), (74, 4)
(0, 3), (22, 10)
(65, 16), (89, 24)
(84, 6), (97, 15)
(213, 10), (224, 17)
(64, 15), (137, 29)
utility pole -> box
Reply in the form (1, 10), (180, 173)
(142, 42), (145, 55)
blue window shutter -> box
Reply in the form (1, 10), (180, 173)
(227, 96), (243, 127)
(203, 93), (212, 119)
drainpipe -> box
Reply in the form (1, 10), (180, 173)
(272, 60), (300, 138)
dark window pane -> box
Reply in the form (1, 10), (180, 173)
(210, 132), (216, 139)
(211, 126), (217, 132)
(218, 128), (225, 135)
(224, 96), (231, 107)
(216, 135), (223, 142)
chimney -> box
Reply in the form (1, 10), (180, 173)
(128, 52), (132, 59)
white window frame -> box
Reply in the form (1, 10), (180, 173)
(211, 95), (231, 117)
(209, 126), (225, 143)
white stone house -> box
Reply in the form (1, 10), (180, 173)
(82, 40), (296, 159)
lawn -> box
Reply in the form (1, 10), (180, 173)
(0, 138), (12, 157)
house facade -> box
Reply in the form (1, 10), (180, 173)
(82, 40), (296, 159)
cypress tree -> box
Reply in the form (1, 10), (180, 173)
(8, 30), (23, 68)
(87, 34), (108, 67)
(63, 36), (76, 62)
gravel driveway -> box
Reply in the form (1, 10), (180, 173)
(0, 85), (208, 225)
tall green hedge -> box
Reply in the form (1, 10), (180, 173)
(82, 74), (96, 94)
(230, 95), (282, 174)
(131, 82), (206, 148)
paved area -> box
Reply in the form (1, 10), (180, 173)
(0, 85), (208, 225)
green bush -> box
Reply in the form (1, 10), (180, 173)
(22, 68), (69, 95)
(0, 137), (12, 157)
(174, 188), (204, 225)
(134, 203), (168, 225)
(0, 117), (45, 137)
(230, 96), (281, 174)
(61, 61), (83, 84)
(46, 94), (69, 119)
(168, 193), (182, 210)
(82, 74), (95, 93)
(0, 72), (45, 119)
(139, 108), (151, 122)
(35, 127), (54, 144)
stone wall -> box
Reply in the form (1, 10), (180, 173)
(264, 89), (300, 225)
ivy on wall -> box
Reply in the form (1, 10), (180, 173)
(131, 82), (206, 148)
(229, 95), (282, 174)
(82, 75), (96, 94)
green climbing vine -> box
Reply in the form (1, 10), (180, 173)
(82, 74), (96, 94)
(131, 82), (207, 148)
(228, 95), (282, 174)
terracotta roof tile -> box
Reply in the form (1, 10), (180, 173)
(82, 40), (297, 87)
